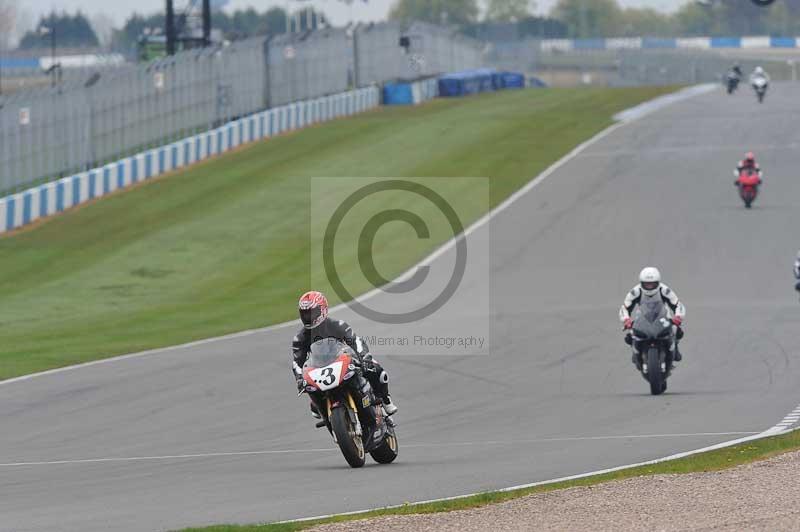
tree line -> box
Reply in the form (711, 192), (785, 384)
(12, 0), (800, 51)
(392, 0), (800, 38)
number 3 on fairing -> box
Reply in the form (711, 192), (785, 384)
(321, 367), (335, 386)
(309, 361), (343, 390)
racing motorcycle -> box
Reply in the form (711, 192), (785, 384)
(735, 167), (762, 208)
(725, 72), (740, 94)
(301, 339), (398, 468)
(627, 299), (679, 395)
(752, 77), (768, 103)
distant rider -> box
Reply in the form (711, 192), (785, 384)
(726, 64), (743, 83)
(291, 291), (397, 418)
(750, 66), (770, 88)
(794, 252), (800, 292)
(620, 267), (686, 363)
(734, 151), (763, 184)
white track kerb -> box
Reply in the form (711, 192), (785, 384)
(4, 83), (798, 524)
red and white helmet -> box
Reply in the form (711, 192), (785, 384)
(298, 291), (328, 329)
(744, 151), (756, 165)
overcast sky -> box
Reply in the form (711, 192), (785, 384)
(17, 0), (693, 33)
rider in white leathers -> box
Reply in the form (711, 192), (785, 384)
(620, 267), (686, 363)
(750, 66), (770, 88)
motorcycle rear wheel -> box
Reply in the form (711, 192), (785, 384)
(370, 426), (399, 464)
(331, 406), (365, 468)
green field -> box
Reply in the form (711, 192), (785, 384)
(0, 87), (674, 380)
(178, 429), (800, 532)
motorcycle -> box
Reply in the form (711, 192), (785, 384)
(725, 73), (740, 94)
(752, 77), (768, 103)
(301, 338), (398, 468)
(627, 299), (678, 395)
(735, 168), (761, 209)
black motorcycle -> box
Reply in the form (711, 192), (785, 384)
(628, 300), (679, 395)
(725, 72), (740, 94)
(300, 338), (398, 468)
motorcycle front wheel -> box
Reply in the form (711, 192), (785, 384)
(647, 347), (666, 396)
(330, 405), (366, 468)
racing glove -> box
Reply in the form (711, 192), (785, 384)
(623, 317), (633, 330)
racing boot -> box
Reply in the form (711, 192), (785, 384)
(368, 366), (398, 416)
(309, 402), (322, 420)
(383, 395), (398, 416)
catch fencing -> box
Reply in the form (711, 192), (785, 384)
(616, 50), (795, 86)
(486, 38), (798, 87)
(0, 23), (484, 194)
(0, 86), (380, 234)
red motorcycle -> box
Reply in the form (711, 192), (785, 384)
(736, 168), (762, 208)
(301, 339), (398, 468)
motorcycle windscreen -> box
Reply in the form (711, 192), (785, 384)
(307, 338), (353, 368)
(632, 299), (671, 337)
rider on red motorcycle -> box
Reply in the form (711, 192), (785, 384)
(291, 291), (397, 418)
(734, 152), (763, 183)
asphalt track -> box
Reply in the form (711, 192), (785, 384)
(3, 84), (800, 532)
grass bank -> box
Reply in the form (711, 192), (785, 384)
(0, 86), (675, 380)
(178, 429), (800, 532)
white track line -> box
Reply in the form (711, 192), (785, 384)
(277, 426), (799, 527)
(0, 447), (337, 468)
(0, 432), (757, 468)
(0, 84), (685, 389)
(765, 403), (800, 433)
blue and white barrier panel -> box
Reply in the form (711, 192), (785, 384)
(383, 78), (439, 105)
(540, 35), (800, 51)
(0, 86), (380, 234)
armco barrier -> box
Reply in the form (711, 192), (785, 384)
(0, 86), (380, 234)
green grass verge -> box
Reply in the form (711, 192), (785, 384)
(178, 429), (800, 532)
(0, 86), (675, 380)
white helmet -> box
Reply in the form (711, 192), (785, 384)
(755, 66), (764, 75)
(639, 267), (662, 297)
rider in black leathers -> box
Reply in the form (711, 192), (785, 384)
(291, 291), (397, 418)
(794, 252), (800, 292)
